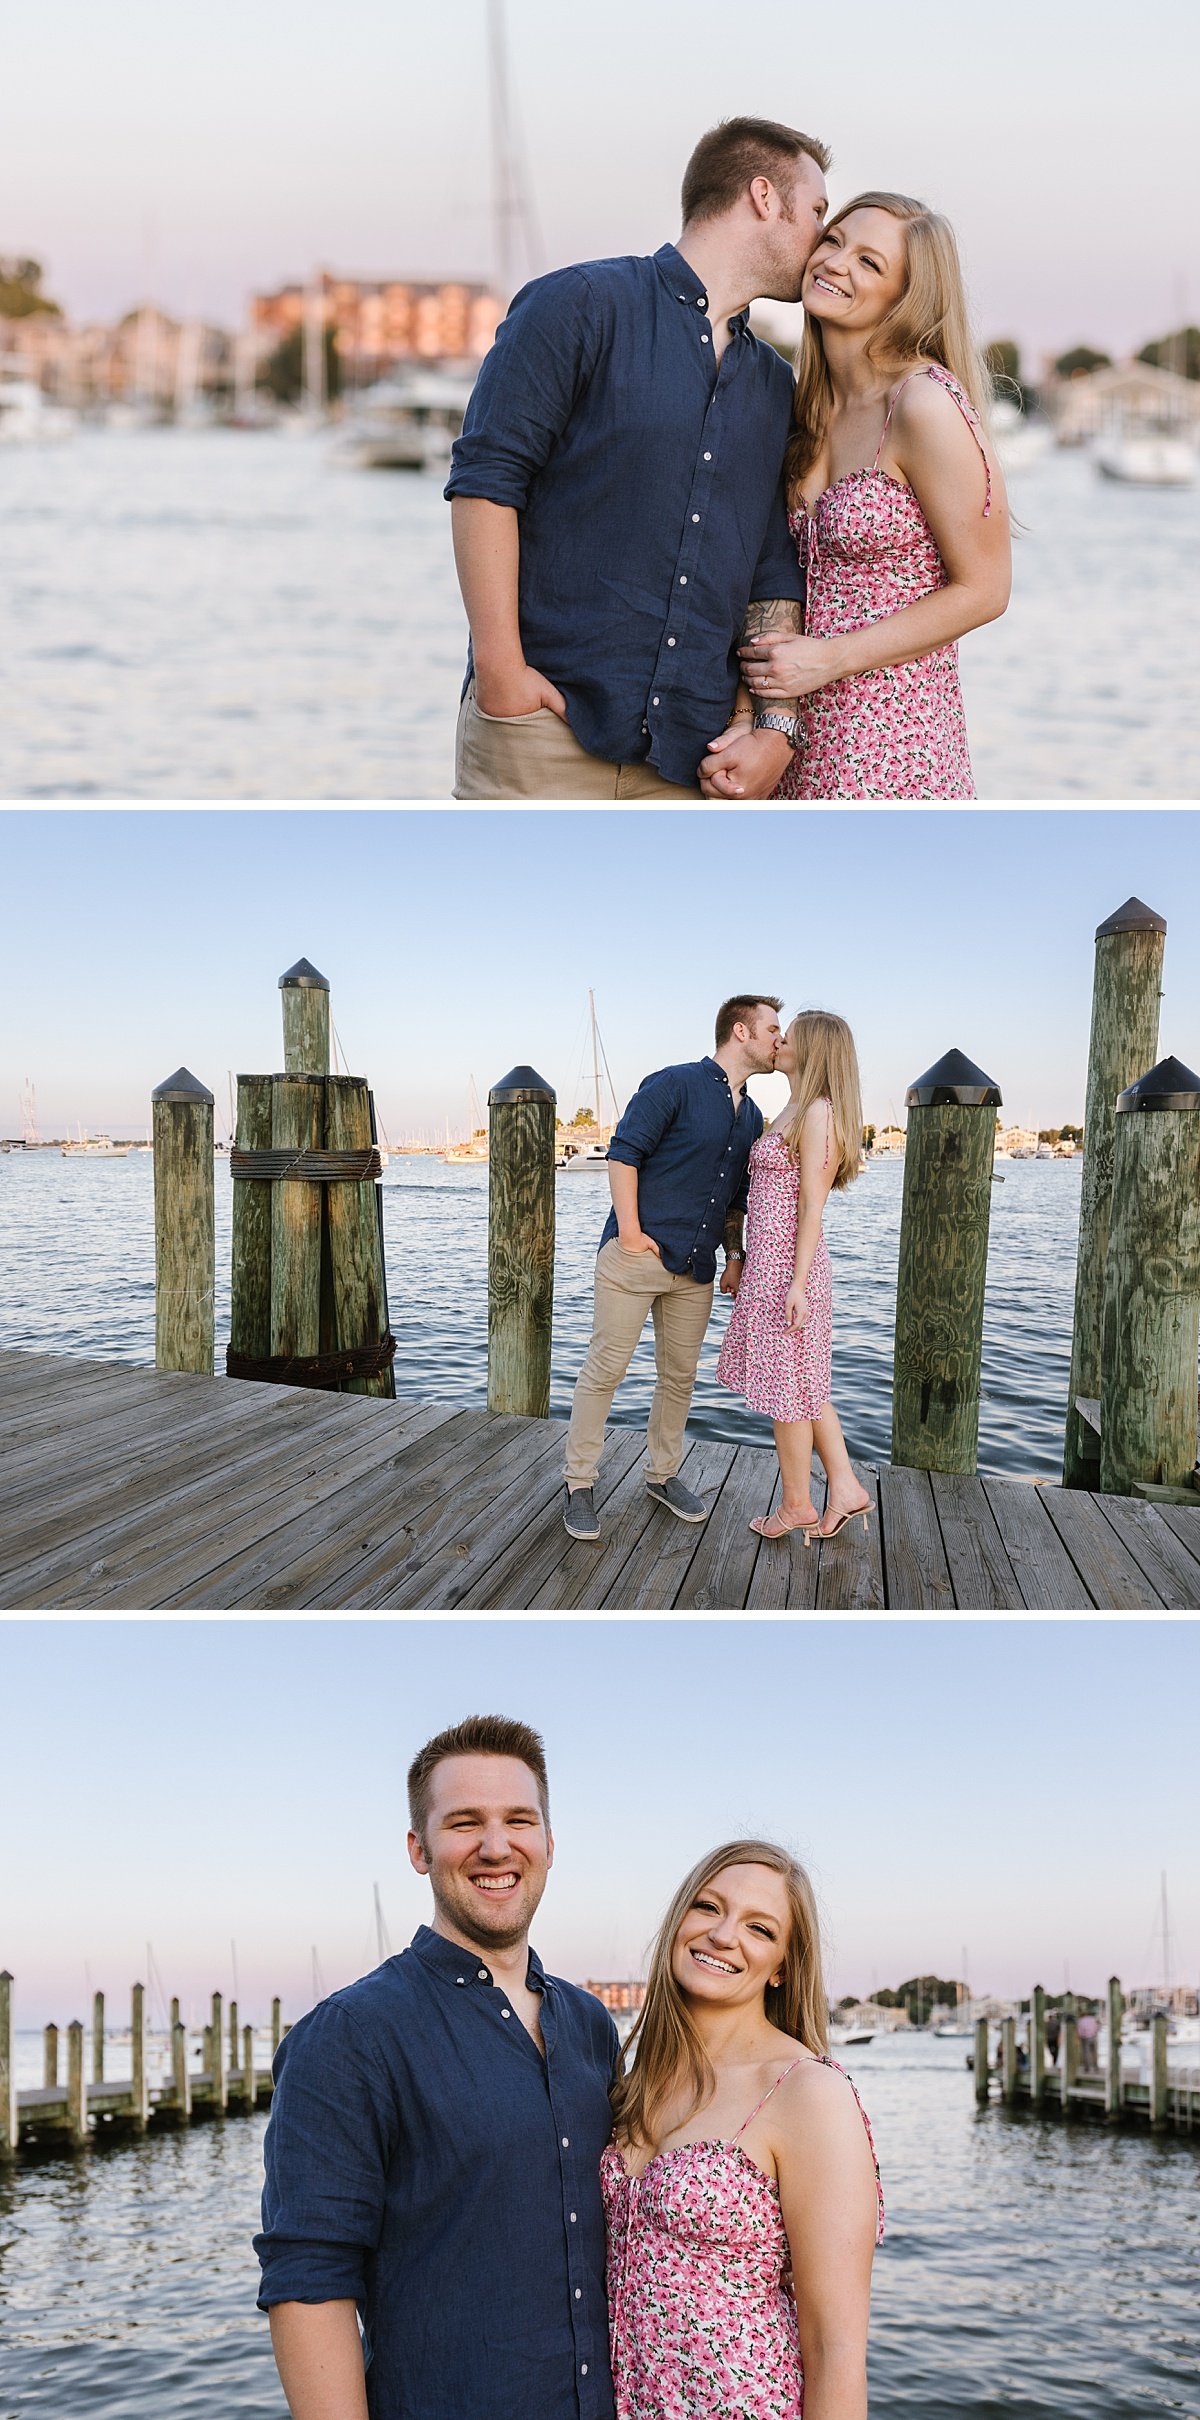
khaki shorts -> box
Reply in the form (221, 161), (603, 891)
(453, 681), (701, 800)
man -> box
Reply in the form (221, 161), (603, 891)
(563, 995), (782, 1542)
(446, 117), (831, 799)
(255, 1714), (618, 2420)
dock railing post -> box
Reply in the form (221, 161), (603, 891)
(230, 1074), (274, 1378)
(974, 2016), (990, 2105)
(152, 1068), (216, 1375)
(1150, 2012), (1169, 2129)
(487, 1066), (557, 1419)
(1105, 1977), (1123, 2120)
(1030, 1985), (1046, 2107)
(130, 1982), (149, 2131)
(43, 2022), (59, 2088)
(1063, 899), (1166, 1489)
(1000, 2015), (1018, 2103)
(892, 1050), (1001, 1473)
(171, 2018), (192, 2124)
(271, 1997), (282, 2057)
(325, 1075), (396, 1398)
(270, 1075), (325, 1367)
(1099, 1057), (1200, 1496)
(92, 1990), (104, 2083)
(280, 958), (330, 1079)
(0, 1973), (16, 2160)
(211, 1992), (228, 2113)
(243, 2022), (257, 2111)
(66, 2019), (87, 2148)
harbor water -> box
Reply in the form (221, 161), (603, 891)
(3, 429), (1197, 800)
(0, 1148), (1084, 1482)
(1, 2031), (1196, 2419)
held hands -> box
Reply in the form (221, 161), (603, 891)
(739, 632), (843, 700)
(785, 1281), (810, 1330)
(719, 1258), (744, 1298)
(699, 721), (794, 799)
(474, 661), (568, 720)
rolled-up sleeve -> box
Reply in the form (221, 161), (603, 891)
(254, 2001), (396, 2309)
(445, 266), (599, 512)
(747, 468), (805, 605)
(606, 1070), (681, 1171)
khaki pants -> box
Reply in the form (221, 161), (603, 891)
(564, 1239), (714, 1488)
(454, 681), (700, 800)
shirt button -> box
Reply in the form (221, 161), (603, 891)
(701, 333), (710, 344)
(562, 2135), (570, 2147)
(652, 695), (660, 706)
(477, 1969), (488, 1981)
(570, 2211), (578, 2222)
(575, 2288), (582, 2300)
(455, 1977), (465, 1985)
(679, 575), (687, 585)
(501, 2008), (510, 2018)
(581, 2365), (589, 2377)
(698, 297), (707, 308)
(704, 451), (712, 461)
(667, 637), (676, 647)
(692, 513), (700, 523)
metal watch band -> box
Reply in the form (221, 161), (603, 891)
(754, 709), (800, 744)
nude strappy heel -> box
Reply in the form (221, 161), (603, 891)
(807, 1500), (872, 1546)
(749, 1506), (820, 1541)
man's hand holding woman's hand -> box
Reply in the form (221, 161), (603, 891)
(699, 721), (794, 799)
(475, 660), (568, 719)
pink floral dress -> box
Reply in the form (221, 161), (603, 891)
(601, 2055), (884, 2420)
(715, 1118), (833, 1423)
(772, 365), (992, 800)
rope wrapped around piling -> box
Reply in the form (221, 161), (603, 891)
(230, 1146), (382, 1183)
(225, 1333), (397, 1388)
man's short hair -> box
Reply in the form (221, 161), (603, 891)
(715, 994), (783, 1049)
(681, 118), (832, 226)
(407, 1714), (551, 1840)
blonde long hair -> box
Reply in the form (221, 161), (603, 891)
(611, 1838), (829, 2152)
(777, 1009), (863, 1186)
(785, 190), (993, 496)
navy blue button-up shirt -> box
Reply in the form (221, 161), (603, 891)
(601, 1057), (764, 1280)
(445, 244), (803, 788)
(255, 1927), (619, 2420)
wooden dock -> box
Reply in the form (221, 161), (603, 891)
(2, 1350), (1199, 1612)
(974, 1990), (1200, 2137)
(0, 1975), (278, 2158)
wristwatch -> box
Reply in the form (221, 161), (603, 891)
(725, 1248), (745, 1262)
(754, 709), (800, 746)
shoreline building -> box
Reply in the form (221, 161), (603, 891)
(251, 273), (503, 381)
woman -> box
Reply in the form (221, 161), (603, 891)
(602, 1839), (883, 2420)
(711, 192), (1011, 799)
(716, 1009), (869, 1542)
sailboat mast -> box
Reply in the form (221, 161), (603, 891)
(487, 0), (516, 302)
(589, 989), (602, 1126)
(1161, 1870), (1171, 1996)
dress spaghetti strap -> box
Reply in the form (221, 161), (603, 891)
(818, 2054), (886, 2243)
(730, 2055), (807, 2141)
(874, 364), (992, 517)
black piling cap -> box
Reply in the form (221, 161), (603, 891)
(152, 1067), (214, 1105)
(905, 1048), (1002, 1109)
(489, 1065), (557, 1105)
(278, 958), (330, 991)
(1095, 897), (1167, 940)
(1115, 1054), (1200, 1113)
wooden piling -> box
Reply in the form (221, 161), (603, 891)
(280, 958), (330, 1078)
(269, 1076), (325, 1362)
(271, 1997), (282, 2056)
(171, 2019), (192, 2124)
(152, 1069), (215, 1376)
(229, 1998), (239, 2067)
(1105, 1977), (1123, 2119)
(974, 2016), (990, 2104)
(1150, 2013), (1170, 2128)
(43, 2022), (58, 2087)
(487, 1066), (557, 1419)
(210, 1992), (227, 2112)
(0, 1973), (16, 2161)
(892, 1050), (1001, 1474)
(66, 2019), (86, 2148)
(1062, 1997), (1079, 2095)
(1063, 900), (1166, 1488)
(1099, 1057), (1200, 1495)
(1000, 2014), (1018, 2102)
(230, 1074), (274, 1370)
(93, 1990), (104, 2083)
(130, 1982), (148, 2131)
(242, 2022), (256, 2111)
(326, 1076), (394, 1397)
(1030, 1985), (1046, 2107)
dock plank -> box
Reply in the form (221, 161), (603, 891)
(1038, 1488), (1167, 1610)
(595, 1442), (736, 1611)
(355, 1418), (571, 1610)
(459, 1430), (647, 1611)
(1094, 1497), (1200, 1611)
(876, 1465), (952, 1609)
(814, 1463), (884, 1610)
(531, 1444), (712, 1611)
(674, 1442), (776, 1612)
(930, 1471), (1023, 1610)
(1153, 1502), (1200, 1574)
(980, 1479), (1094, 1610)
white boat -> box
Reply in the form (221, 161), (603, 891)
(1095, 428), (1195, 487)
(557, 1141), (610, 1172)
(828, 2027), (874, 2047)
(0, 372), (75, 443)
(61, 1132), (132, 1158)
(339, 368), (475, 472)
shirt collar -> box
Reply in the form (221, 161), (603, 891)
(652, 244), (750, 335)
(409, 1922), (548, 1991)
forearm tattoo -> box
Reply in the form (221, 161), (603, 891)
(741, 597), (803, 720)
(723, 1213), (746, 1258)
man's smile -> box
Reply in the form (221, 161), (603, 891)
(469, 1870), (521, 1894)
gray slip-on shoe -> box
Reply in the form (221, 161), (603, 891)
(646, 1474), (709, 1523)
(562, 1485), (601, 1542)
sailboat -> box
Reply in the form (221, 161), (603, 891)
(557, 991), (620, 1168)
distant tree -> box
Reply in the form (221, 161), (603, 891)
(862, 1123), (876, 1150)
(570, 1106), (597, 1127)
(260, 324), (341, 405)
(1137, 326), (1200, 381)
(1059, 1124), (1083, 1144)
(1054, 345), (1111, 379)
(0, 256), (61, 318)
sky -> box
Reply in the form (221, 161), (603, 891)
(1, 1618), (1193, 2026)
(2, 806), (1198, 1136)
(4, 0), (1198, 367)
